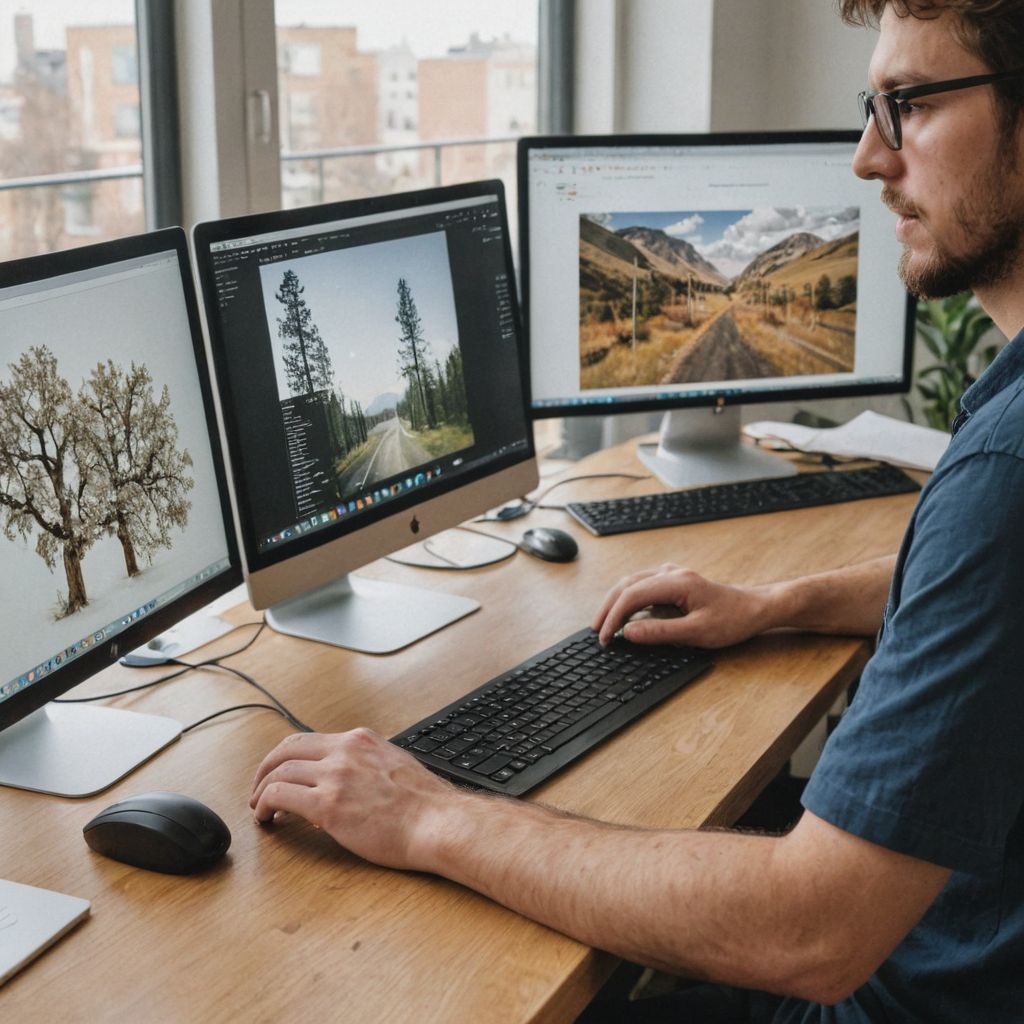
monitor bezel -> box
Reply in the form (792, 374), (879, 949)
(0, 228), (243, 732)
(192, 179), (537, 594)
(517, 130), (916, 419)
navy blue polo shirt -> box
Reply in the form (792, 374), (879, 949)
(775, 328), (1024, 1022)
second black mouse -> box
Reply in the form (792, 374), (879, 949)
(83, 791), (231, 875)
(520, 527), (578, 562)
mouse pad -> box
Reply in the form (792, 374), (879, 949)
(0, 879), (90, 986)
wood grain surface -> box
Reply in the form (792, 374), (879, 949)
(0, 437), (921, 1023)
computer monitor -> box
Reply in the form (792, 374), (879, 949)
(192, 180), (537, 655)
(0, 229), (241, 797)
(519, 132), (916, 486)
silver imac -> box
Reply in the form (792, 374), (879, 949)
(193, 180), (537, 654)
(0, 229), (241, 796)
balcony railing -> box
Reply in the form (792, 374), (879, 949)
(0, 164), (144, 195)
(280, 134), (521, 207)
(0, 136), (522, 261)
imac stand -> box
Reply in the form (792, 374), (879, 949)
(637, 406), (797, 488)
(0, 704), (182, 797)
(265, 575), (479, 655)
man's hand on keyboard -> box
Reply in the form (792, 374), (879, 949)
(249, 727), (463, 870)
(593, 563), (774, 649)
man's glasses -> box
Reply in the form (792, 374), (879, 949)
(859, 68), (1024, 150)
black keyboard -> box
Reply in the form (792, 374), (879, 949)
(391, 628), (712, 796)
(568, 464), (921, 536)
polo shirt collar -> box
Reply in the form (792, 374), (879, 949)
(953, 325), (1024, 434)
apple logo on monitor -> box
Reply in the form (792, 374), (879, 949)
(409, 516), (421, 535)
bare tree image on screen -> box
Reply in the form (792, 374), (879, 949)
(0, 346), (193, 618)
(78, 361), (194, 579)
(578, 207), (859, 390)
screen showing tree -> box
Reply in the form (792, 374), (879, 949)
(258, 231), (475, 511)
(0, 348), (192, 617)
(578, 206), (859, 390)
(0, 253), (232, 688)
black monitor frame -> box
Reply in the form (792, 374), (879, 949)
(0, 228), (242, 733)
(517, 130), (916, 420)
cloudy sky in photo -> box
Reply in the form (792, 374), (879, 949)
(589, 207), (859, 279)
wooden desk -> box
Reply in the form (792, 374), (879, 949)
(0, 439), (921, 1023)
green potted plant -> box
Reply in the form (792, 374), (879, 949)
(910, 291), (1001, 431)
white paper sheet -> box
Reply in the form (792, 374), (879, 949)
(744, 411), (949, 471)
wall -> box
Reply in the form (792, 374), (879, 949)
(710, 0), (875, 132)
(577, 0), (875, 135)
(575, 0), (713, 133)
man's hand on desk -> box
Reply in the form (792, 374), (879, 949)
(593, 556), (897, 649)
(250, 727), (467, 871)
(593, 564), (777, 649)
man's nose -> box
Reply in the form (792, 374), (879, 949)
(853, 118), (903, 181)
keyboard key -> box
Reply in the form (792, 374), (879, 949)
(453, 748), (493, 769)
(473, 754), (514, 776)
(539, 702), (619, 753)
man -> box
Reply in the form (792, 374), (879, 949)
(250, 2), (1024, 1019)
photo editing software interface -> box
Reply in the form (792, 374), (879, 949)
(202, 191), (531, 569)
(0, 249), (233, 707)
(525, 138), (912, 412)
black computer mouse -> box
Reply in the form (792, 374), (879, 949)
(83, 792), (231, 875)
(520, 526), (579, 562)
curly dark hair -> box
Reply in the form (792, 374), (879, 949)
(838, 1), (1024, 136)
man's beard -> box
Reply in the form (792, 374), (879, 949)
(883, 180), (1024, 299)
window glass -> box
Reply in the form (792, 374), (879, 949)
(0, 2), (143, 259)
(275, 0), (539, 208)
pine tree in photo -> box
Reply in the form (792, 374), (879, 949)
(78, 360), (194, 577)
(276, 269), (334, 395)
(0, 346), (98, 615)
(443, 345), (469, 424)
(395, 277), (437, 429)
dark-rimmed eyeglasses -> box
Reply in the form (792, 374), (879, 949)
(859, 68), (1024, 150)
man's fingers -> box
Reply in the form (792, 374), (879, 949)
(596, 575), (692, 644)
(250, 732), (333, 798)
(252, 779), (320, 825)
(251, 758), (323, 809)
(622, 612), (699, 646)
(590, 567), (665, 630)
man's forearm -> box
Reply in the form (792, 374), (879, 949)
(412, 784), (946, 1006)
(418, 793), (819, 999)
(758, 555), (895, 638)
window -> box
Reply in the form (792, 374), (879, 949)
(111, 44), (137, 85)
(0, 2), (147, 260)
(274, 1), (540, 206)
(286, 92), (319, 151)
(113, 102), (140, 138)
(282, 41), (321, 77)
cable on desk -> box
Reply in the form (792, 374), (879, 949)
(53, 620), (267, 703)
(385, 523), (518, 571)
(51, 620), (313, 733)
(168, 659), (312, 733)
(181, 703), (311, 734)
(477, 472), (651, 522)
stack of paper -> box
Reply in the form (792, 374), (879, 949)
(744, 410), (949, 472)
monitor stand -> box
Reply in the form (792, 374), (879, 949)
(0, 704), (182, 798)
(637, 406), (797, 488)
(264, 574), (479, 655)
